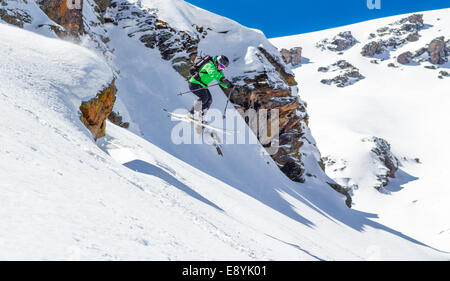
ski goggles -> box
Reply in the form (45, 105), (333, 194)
(219, 64), (227, 70)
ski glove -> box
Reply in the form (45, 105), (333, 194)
(220, 78), (233, 88)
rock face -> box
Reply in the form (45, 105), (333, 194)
(80, 80), (118, 140)
(104, 0), (200, 77)
(280, 47), (303, 66)
(316, 31), (358, 52)
(38, 0), (84, 37)
(362, 137), (399, 190)
(319, 60), (365, 87)
(361, 14), (425, 58)
(227, 47), (309, 183)
(0, 0), (32, 28)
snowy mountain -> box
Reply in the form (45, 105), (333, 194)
(0, 0), (448, 260)
(270, 8), (450, 252)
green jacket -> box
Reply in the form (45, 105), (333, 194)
(189, 60), (229, 89)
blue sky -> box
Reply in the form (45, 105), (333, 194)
(184, 0), (449, 38)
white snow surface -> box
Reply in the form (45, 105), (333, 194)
(271, 8), (450, 252)
(0, 1), (448, 260)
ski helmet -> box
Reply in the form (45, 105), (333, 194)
(216, 55), (229, 68)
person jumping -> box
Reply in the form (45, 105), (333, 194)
(188, 55), (233, 120)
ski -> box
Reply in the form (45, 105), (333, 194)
(163, 109), (237, 135)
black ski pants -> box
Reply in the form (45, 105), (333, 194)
(189, 82), (212, 114)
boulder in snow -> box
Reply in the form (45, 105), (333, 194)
(280, 47), (303, 66)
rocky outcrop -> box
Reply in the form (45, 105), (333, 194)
(316, 31), (358, 52)
(362, 137), (399, 190)
(323, 137), (399, 201)
(361, 14), (425, 58)
(439, 70), (449, 79)
(226, 47), (308, 182)
(0, 0), (32, 28)
(108, 111), (129, 129)
(361, 41), (385, 57)
(80, 80), (117, 140)
(104, 0), (200, 77)
(327, 183), (352, 208)
(38, 0), (84, 37)
(321, 156), (354, 208)
(257, 47), (297, 86)
(394, 36), (449, 67)
(280, 47), (303, 66)
(319, 60), (364, 87)
(428, 37), (449, 65)
(397, 51), (413, 64)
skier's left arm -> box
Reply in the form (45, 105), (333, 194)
(219, 77), (233, 89)
(204, 63), (231, 88)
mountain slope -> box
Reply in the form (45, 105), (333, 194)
(0, 1), (448, 260)
(270, 8), (450, 252)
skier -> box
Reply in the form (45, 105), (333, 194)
(187, 55), (233, 120)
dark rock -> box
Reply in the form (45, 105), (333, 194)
(258, 47), (297, 86)
(361, 14), (425, 58)
(327, 183), (352, 208)
(319, 60), (364, 87)
(280, 47), (302, 66)
(414, 47), (427, 57)
(108, 111), (130, 129)
(362, 137), (399, 190)
(280, 161), (305, 183)
(80, 79), (118, 140)
(39, 0), (84, 38)
(0, 5), (32, 28)
(361, 41), (385, 57)
(397, 51), (413, 64)
(407, 33), (419, 42)
(427, 36), (448, 65)
(317, 31), (358, 52)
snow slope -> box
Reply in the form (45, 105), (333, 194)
(271, 8), (450, 252)
(0, 2), (448, 260)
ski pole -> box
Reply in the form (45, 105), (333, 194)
(222, 87), (234, 119)
(178, 83), (220, 96)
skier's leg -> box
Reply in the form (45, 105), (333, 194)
(202, 90), (212, 115)
(189, 83), (211, 117)
(188, 83), (204, 115)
